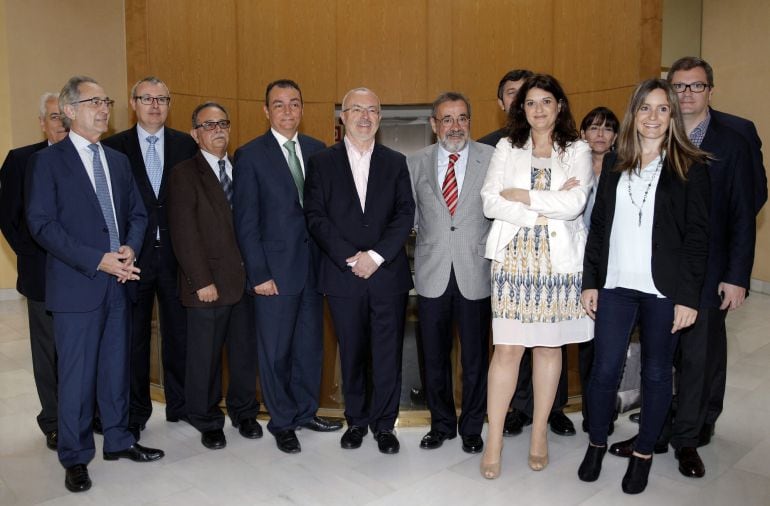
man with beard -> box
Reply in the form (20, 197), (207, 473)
(407, 92), (494, 453)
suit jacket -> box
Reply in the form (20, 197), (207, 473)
(0, 140), (49, 300)
(698, 115), (756, 308)
(102, 126), (198, 269)
(167, 151), (245, 307)
(304, 141), (415, 297)
(477, 128), (507, 148)
(583, 152), (711, 309)
(407, 141), (494, 299)
(710, 108), (767, 214)
(25, 136), (147, 312)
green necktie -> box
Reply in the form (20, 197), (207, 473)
(284, 140), (304, 205)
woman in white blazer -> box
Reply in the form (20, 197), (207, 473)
(479, 74), (594, 479)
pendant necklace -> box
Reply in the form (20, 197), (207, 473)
(627, 155), (663, 227)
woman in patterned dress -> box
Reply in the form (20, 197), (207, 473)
(479, 74), (594, 478)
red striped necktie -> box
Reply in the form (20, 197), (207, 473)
(442, 152), (459, 216)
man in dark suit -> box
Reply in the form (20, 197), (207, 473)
(167, 102), (261, 451)
(233, 79), (341, 454)
(102, 77), (198, 436)
(305, 88), (415, 454)
(478, 69), (575, 438)
(26, 76), (163, 493)
(0, 92), (68, 451)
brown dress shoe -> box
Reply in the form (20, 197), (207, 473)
(675, 446), (705, 478)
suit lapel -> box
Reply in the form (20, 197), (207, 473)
(332, 142), (363, 215)
(427, 147), (444, 208)
(105, 148), (125, 230)
(455, 144), (483, 214)
(59, 138), (102, 216)
(262, 132), (300, 202)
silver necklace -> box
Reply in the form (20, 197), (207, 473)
(627, 155), (663, 227)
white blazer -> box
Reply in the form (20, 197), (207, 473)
(482, 137), (593, 273)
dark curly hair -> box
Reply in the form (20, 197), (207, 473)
(505, 74), (578, 152)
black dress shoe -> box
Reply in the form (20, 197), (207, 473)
(578, 444), (607, 482)
(374, 430), (400, 454)
(420, 429), (455, 449)
(461, 434), (484, 454)
(201, 429), (227, 450)
(275, 429), (301, 454)
(166, 414), (188, 423)
(629, 412), (641, 424)
(103, 443), (164, 462)
(340, 425), (366, 449)
(609, 435), (668, 458)
(235, 417), (263, 439)
(548, 411), (576, 436)
(92, 416), (103, 435)
(299, 416), (343, 432)
(698, 423), (715, 447)
(622, 455), (653, 494)
(581, 420), (614, 436)
(45, 430), (57, 451)
(65, 464), (91, 493)
(675, 446), (705, 478)
(503, 409), (531, 437)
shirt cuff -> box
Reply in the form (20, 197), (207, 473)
(367, 250), (385, 266)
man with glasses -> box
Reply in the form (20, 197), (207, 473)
(167, 102), (261, 451)
(0, 92), (68, 452)
(103, 77), (198, 439)
(305, 88), (415, 454)
(233, 79), (341, 455)
(407, 92), (494, 453)
(27, 76), (163, 493)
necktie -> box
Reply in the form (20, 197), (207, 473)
(284, 140), (304, 205)
(218, 159), (233, 206)
(88, 144), (120, 252)
(145, 135), (162, 197)
(442, 153), (459, 216)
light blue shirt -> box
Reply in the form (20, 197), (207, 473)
(137, 124), (165, 168)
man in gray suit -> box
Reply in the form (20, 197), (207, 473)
(407, 92), (494, 453)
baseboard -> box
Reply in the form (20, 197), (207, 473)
(750, 278), (770, 295)
(0, 289), (23, 301)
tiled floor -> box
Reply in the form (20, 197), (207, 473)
(1, 292), (770, 505)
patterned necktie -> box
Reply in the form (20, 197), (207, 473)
(218, 159), (233, 206)
(283, 140), (304, 206)
(88, 144), (120, 252)
(442, 153), (459, 216)
(145, 135), (162, 197)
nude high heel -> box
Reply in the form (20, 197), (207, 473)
(480, 448), (502, 479)
(528, 452), (549, 471)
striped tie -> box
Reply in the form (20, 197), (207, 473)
(88, 144), (120, 252)
(442, 153), (459, 216)
(218, 159), (233, 206)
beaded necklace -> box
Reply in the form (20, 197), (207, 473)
(627, 154), (663, 227)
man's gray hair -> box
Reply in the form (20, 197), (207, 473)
(38, 92), (59, 118)
(341, 87), (380, 110)
(130, 76), (168, 99)
(58, 75), (99, 129)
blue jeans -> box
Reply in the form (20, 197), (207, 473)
(587, 287), (680, 454)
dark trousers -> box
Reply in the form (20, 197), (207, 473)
(587, 287), (679, 455)
(185, 295), (259, 433)
(668, 307), (727, 449)
(327, 291), (407, 433)
(579, 339), (620, 425)
(129, 245), (187, 425)
(511, 346), (568, 416)
(418, 270), (490, 436)
(54, 281), (135, 467)
(27, 298), (58, 434)
(254, 277), (323, 434)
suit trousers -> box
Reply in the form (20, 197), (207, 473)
(54, 281), (135, 467)
(511, 346), (568, 416)
(668, 307), (728, 449)
(327, 291), (407, 433)
(418, 269), (490, 437)
(185, 295), (259, 433)
(129, 244), (188, 425)
(27, 298), (58, 434)
(254, 277), (323, 434)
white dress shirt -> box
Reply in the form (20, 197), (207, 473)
(437, 143), (469, 194)
(271, 128), (305, 175)
(69, 131), (120, 236)
(200, 149), (232, 180)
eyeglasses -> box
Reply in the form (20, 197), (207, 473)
(671, 82), (710, 94)
(342, 105), (380, 116)
(194, 120), (231, 131)
(134, 95), (171, 106)
(72, 97), (115, 108)
(435, 115), (470, 127)
(48, 113), (65, 122)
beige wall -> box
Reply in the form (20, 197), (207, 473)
(702, 0), (770, 281)
(0, 0), (128, 288)
(662, 0), (702, 70)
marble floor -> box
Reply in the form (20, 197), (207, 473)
(1, 292), (770, 505)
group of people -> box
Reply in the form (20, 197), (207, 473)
(0, 54), (764, 496)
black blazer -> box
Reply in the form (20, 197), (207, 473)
(583, 152), (711, 309)
(0, 141), (49, 300)
(477, 128), (506, 148)
(102, 125), (198, 270)
(304, 141), (415, 297)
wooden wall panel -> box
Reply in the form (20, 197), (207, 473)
(569, 86), (636, 131)
(236, 0), (336, 103)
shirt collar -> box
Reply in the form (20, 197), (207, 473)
(688, 111), (711, 147)
(137, 124), (164, 141)
(200, 148), (228, 169)
(438, 142), (469, 162)
(69, 130), (97, 150)
(344, 135), (374, 157)
(270, 128), (298, 147)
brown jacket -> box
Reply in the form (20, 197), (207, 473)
(167, 151), (246, 307)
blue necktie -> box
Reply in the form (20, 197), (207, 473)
(145, 135), (162, 197)
(88, 144), (120, 252)
(218, 159), (233, 206)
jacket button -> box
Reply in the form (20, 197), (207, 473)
(550, 231), (556, 237)
(363, 224), (369, 228)
(450, 226), (456, 231)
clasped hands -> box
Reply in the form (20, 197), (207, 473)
(346, 251), (379, 279)
(98, 245), (140, 283)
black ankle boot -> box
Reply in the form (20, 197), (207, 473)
(622, 454), (653, 494)
(578, 444), (607, 482)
